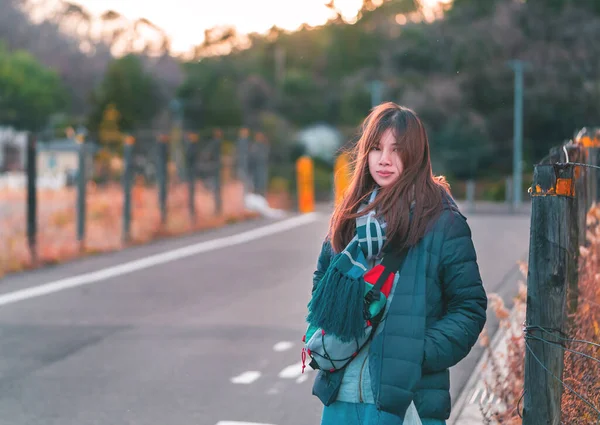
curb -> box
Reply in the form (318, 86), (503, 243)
(448, 260), (526, 424)
(448, 323), (506, 424)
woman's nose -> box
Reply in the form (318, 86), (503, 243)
(379, 149), (392, 165)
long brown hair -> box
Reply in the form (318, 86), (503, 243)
(329, 102), (451, 253)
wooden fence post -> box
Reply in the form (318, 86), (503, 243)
(157, 134), (169, 226)
(585, 147), (599, 208)
(570, 144), (588, 245)
(26, 132), (37, 265)
(186, 132), (199, 225)
(122, 135), (135, 243)
(75, 133), (87, 252)
(566, 143), (587, 315)
(523, 163), (576, 425)
(213, 129), (223, 215)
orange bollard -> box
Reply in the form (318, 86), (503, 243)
(296, 156), (315, 213)
(334, 152), (351, 207)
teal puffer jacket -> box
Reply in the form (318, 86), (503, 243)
(310, 200), (487, 420)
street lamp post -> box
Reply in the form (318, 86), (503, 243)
(370, 80), (383, 108)
(507, 60), (529, 212)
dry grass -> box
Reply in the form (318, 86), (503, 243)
(0, 179), (264, 275)
(480, 205), (600, 424)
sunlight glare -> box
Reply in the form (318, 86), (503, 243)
(70, 0), (452, 53)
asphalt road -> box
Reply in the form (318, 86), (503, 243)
(0, 203), (531, 425)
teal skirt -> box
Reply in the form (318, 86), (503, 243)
(321, 401), (446, 425)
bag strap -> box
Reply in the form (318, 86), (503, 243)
(365, 246), (409, 303)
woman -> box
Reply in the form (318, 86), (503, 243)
(307, 103), (487, 424)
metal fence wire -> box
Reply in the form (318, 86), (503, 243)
(1, 126), (277, 275)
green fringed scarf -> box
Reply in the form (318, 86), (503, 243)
(307, 188), (387, 342)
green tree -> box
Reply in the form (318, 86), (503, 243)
(448, 0), (502, 16)
(88, 54), (162, 132)
(175, 0), (600, 179)
(0, 43), (68, 130)
(177, 59), (243, 129)
(526, 0), (600, 14)
(338, 85), (372, 126)
(279, 70), (329, 126)
(98, 103), (123, 148)
(430, 114), (494, 180)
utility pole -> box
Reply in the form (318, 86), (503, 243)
(508, 60), (528, 212)
(370, 80), (383, 108)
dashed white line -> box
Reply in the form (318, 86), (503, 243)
(230, 371), (262, 384)
(296, 375), (309, 384)
(272, 341), (293, 352)
(216, 422), (276, 425)
(266, 387), (280, 395)
(0, 213), (319, 307)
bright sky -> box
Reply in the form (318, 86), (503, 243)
(72, 0), (449, 53)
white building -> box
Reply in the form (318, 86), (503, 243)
(0, 127), (96, 190)
(0, 127), (28, 172)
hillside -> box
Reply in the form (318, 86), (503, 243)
(3, 0), (600, 179)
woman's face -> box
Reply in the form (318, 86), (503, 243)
(368, 128), (404, 187)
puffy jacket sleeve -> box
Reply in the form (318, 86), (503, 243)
(312, 239), (333, 293)
(422, 213), (488, 373)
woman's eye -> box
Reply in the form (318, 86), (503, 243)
(371, 147), (381, 151)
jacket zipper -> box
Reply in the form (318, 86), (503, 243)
(359, 257), (379, 404)
(358, 356), (368, 402)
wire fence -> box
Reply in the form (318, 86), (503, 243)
(518, 126), (600, 424)
(0, 127), (275, 275)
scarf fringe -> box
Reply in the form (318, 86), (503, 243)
(306, 261), (366, 343)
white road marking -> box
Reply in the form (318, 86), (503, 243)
(272, 341), (293, 352)
(479, 388), (488, 405)
(296, 375), (309, 384)
(469, 387), (482, 404)
(216, 422), (276, 425)
(0, 213), (319, 307)
(230, 371), (261, 384)
(278, 361), (308, 379)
